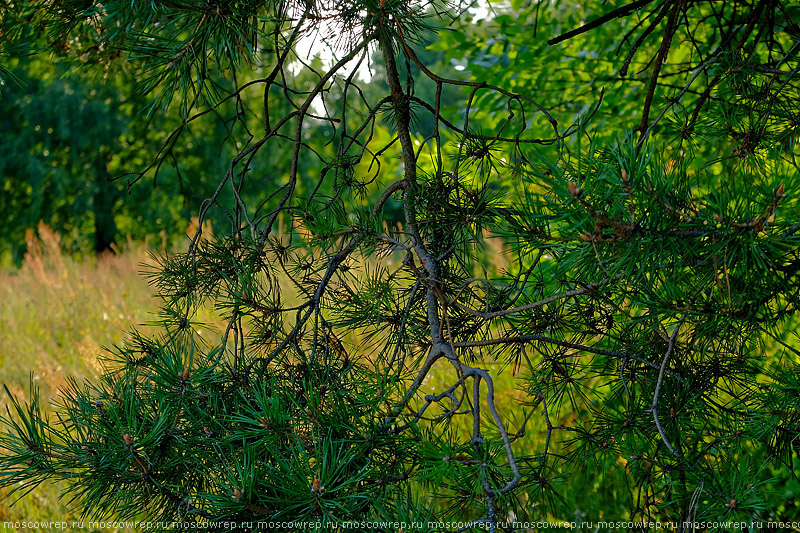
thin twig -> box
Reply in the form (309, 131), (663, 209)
(651, 315), (686, 457)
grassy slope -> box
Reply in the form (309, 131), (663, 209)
(0, 224), (165, 529)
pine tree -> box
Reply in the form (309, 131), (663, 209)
(2, 0), (799, 530)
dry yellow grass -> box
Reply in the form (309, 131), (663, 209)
(1, 223), (162, 402)
(0, 223), (166, 528)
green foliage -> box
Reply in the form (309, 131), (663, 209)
(2, 0), (800, 531)
(0, 9), (337, 262)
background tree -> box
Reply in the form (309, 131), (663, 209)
(0, 3), (335, 262)
(1, 0), (799, 531)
